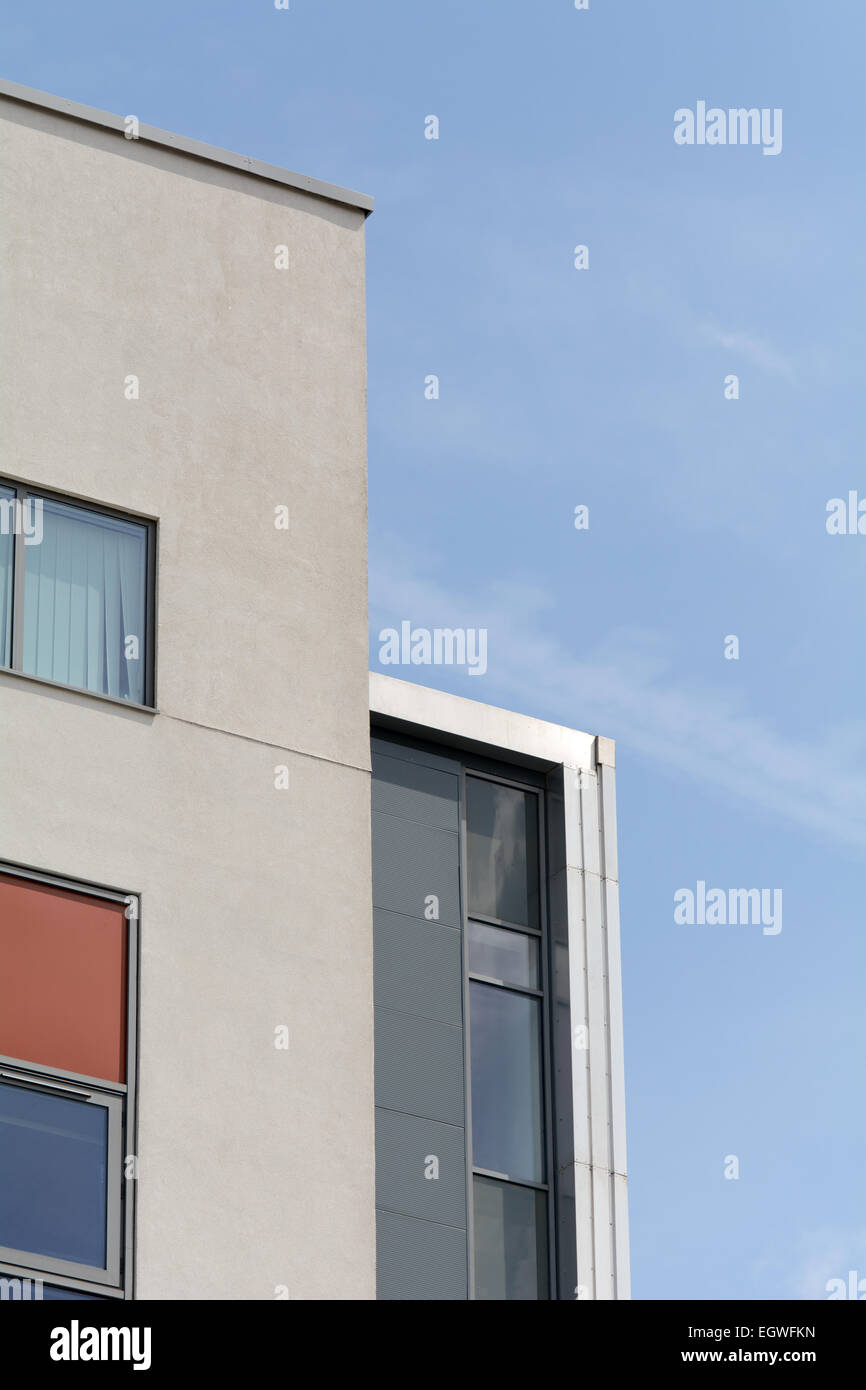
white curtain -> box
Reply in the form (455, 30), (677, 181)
(22, 498), (147, 702)
(0, 487), (13, 668)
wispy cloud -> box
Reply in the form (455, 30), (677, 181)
(370, 544), (866, 851)
(699, 322), (796, 379)
(785, 1227), (866, 1300)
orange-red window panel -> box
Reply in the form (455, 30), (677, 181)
(0, 873), (128, 1083)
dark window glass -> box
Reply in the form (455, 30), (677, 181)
(468, 920), (539, 990)
(466, 778), (539, 928)
(473, 1176), (548, 1300)
(0, 486), (13, 668)
(40, 1285), (109, 1300)
(22, 497), (148, 702)
(0, 1082), (108, 1268)
(469, 982), (544, 1183)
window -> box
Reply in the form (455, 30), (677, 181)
(0, 1281), (110, 1301)
(469, 982), (544, 1183)
(0, 868), (136, 1298)
(0, 479), (155, 705)
(473, 1176), (549, 1301)
(466, 777), (539, 929)
(0, 485), (13, 668)
(465, 773), (551, 1300)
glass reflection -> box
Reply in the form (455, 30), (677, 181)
(468, 920), (539, 989)
(466, 778), (539, 928)
(0, 1082), (108, 1268)
(473, 1176), (548, 1300)
(469, 982), (544, 1184)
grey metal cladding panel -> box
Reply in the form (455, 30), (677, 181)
(375, 1007), (464, 1125)
(376, 1209), (468, 1301)
(371, 736), (461, 776)
(372, 753), (459, 831)
(375, 1108), (466, 1227)
(371, 812), (460, 927)
(374, 909), (463, 1026)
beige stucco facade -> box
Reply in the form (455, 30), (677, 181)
(0, 87), (375, 1299)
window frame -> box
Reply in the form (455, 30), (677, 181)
(0, 475), (157, 709)
(460, 766), (558, 1300)
(0, 863), (139, 1300)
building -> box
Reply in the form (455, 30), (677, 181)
(0, 80), (628, 1301)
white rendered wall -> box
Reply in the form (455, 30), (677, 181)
(0, 93), (374, 1300)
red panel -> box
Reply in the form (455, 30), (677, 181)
(0, 873), (128, 1083)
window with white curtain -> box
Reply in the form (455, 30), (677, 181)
(0, 485), (13, 669)
(0, 479), (154, 705)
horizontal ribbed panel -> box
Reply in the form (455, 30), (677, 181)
(372, 812), (460, 927)
(374, 909), (462, 1026)
(375, 1107), (466, 1227)
(372, 753), (459, 831)
(376, 1209), (468, 1301)
(374, 1007), (464, 1125)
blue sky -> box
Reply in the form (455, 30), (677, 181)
(6, 0), (863, 1299)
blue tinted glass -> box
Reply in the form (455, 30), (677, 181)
(470, 982), (544, 1183)
(22, 496), (147, 701)
(0, 486), (13, 668)
(0, 1082), (108, 1268)
(41, 1285), (109, 1300)
(0, 1279), (106, 1300)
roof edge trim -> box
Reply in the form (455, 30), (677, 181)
(369, 672), (601, 771)
(0, 77), (374, 214)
